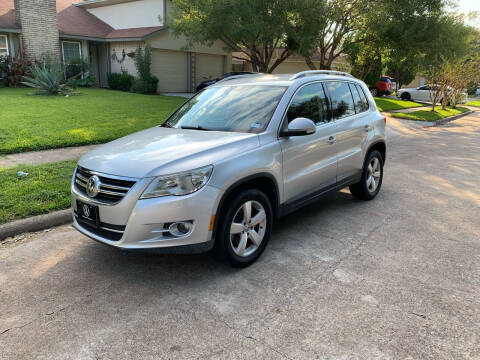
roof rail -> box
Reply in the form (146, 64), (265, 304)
(290, 70), (354, 80)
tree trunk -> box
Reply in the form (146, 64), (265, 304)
(305, 57), (317, 70)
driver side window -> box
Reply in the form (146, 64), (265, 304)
(286, 83), (329, 125)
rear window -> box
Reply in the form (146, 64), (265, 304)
(324, 81), (356, 120)
(353, 84), (369, 113)
(380, 77), (392, 83)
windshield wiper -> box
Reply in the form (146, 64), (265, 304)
(180, 125), (213, 131)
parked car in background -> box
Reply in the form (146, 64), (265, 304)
(369, 76), (393, 97)
(195, 71), (257, 92)
(476, 86), (480, 96)
(72, 70), (386, 267)
(397, 85), (468, 104)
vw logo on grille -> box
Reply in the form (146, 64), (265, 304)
(86, 175), (101, 198)
(82, 204), (90, 218)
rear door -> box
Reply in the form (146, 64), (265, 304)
(324, 81), (369, 184)
(280, 82), (339, 203)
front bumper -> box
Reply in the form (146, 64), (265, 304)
(72, 176), (222, 252)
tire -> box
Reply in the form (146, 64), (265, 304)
(400, 93), (411, 101)
(349, 150), (384, 201)
(214, 189), (273, 267)
(370, 87), (379, 97)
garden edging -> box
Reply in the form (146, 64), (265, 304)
(433, 110), (474, 125)
(0, 209), (72, 241)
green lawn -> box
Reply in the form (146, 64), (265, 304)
(0, 160), (77, 224)
(0, 88), (186, 155)
(391, 106), (470, 122)
(374, 97), (423, 112)
(466, 100), (480, 107)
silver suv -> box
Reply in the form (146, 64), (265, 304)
(72, 71), (386, 267)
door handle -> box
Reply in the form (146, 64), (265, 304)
(328, 136), (336, 144)
(364, 125), (373, 132)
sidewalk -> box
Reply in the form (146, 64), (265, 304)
(0, 144), (97, 168)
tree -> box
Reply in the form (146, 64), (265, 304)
(169, 0), (320, 73)
(302, 0), (371, 70)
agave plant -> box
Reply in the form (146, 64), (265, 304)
(21, 62), (70, 95)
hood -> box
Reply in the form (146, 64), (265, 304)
(78, 126), (260, 178)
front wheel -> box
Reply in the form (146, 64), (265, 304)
(214, 189), (273, 267)
(349, 150), (384, 201)
(370, 87), (379, 97)
(400, 93), (411, 101)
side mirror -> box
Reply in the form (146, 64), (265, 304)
(280, 117), (316, 137)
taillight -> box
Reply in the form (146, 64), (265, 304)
(383, 117), (387, 124)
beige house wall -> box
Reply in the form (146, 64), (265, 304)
(86, 0), (165, 29)
(109, 41), (142, 76)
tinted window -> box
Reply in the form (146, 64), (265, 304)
(165, 85), (286, 133)
(418, 85), (429, 90)
(352, 84), (369, 113)
(325, 81), (355, 119)
(286, 83), (329, 125)
(380, 77), (391, 83)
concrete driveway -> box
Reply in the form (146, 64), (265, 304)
(1, 112), (479, 360)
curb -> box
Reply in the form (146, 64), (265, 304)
(0, 209), (72, 241)
(434, 110), (474, 126)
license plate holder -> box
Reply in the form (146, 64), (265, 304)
(76, 200), (99, 228)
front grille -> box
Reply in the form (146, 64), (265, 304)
(75, 213), (125, 241)
(74, 167), (137, 204)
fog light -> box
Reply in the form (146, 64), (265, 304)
(168, 221), (193, 237)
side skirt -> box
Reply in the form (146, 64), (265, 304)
(278, 175), (360, 217)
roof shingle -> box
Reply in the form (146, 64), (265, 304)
(0, 0), (162, 40)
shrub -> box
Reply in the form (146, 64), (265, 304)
(21, 62), (70, 95)
(107, 72), (134, 91)
(70, 74), (97, 88)
(66, 56), (90, 80)
(131, 75), (159, 94)
(1, 55), (33, 87)
(134, 44), (152, 81)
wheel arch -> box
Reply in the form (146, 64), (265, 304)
(366, 141), (386, 165)
(212, 173), (280, 240)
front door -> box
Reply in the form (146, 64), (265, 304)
(89, 44), (100, 84)
(280, 82), (338, 203)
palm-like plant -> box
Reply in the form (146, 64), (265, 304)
(21, 62), (70, 95)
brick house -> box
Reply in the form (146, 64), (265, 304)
(0, 0), (231, 92)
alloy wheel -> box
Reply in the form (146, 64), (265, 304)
(229, 200), (266, 257)
(366, 157), (381, 193)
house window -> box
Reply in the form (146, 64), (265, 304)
(0, 35), (9, 57)
(61, 41), (81, 63)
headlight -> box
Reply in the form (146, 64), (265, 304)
(140, 165), (213, 199)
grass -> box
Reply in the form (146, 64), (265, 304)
(0, 87), (186, 155)
(374, 97), (423, 112)
(466, 100), (480, 107)
(0, 160), (77, 224)
(391, 106), (470, 122)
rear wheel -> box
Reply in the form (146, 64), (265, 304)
(370, 87), (379, 97)
(349, 150), (384, 201)
(400, 92), (411, 101)
(214, 189), (273, 267)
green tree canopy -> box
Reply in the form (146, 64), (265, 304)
(169, 0), (321, 72)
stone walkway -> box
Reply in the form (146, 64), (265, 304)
(0, 144), (97, 168)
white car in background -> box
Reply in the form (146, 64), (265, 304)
(397, 85), (467, 104)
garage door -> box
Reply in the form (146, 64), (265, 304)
(272, 61), (310, 74)
(151, 49), (188, 92)
(196, 53), (224, 88)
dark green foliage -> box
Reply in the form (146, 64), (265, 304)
(107, 72), (134, 91)
(131, 75), (159, 94)
(71, 74), (97, 88)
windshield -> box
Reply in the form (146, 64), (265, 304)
(164, 85), (286, 133)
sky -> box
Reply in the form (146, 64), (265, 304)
(457, 0), (480, 27)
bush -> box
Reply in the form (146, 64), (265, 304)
(107, 72), (134, 91)
(1, 55), (33, 87)
(70, 74), (97, 88)
(21, 62), (70, 95)
(131, 75), (159, 94)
